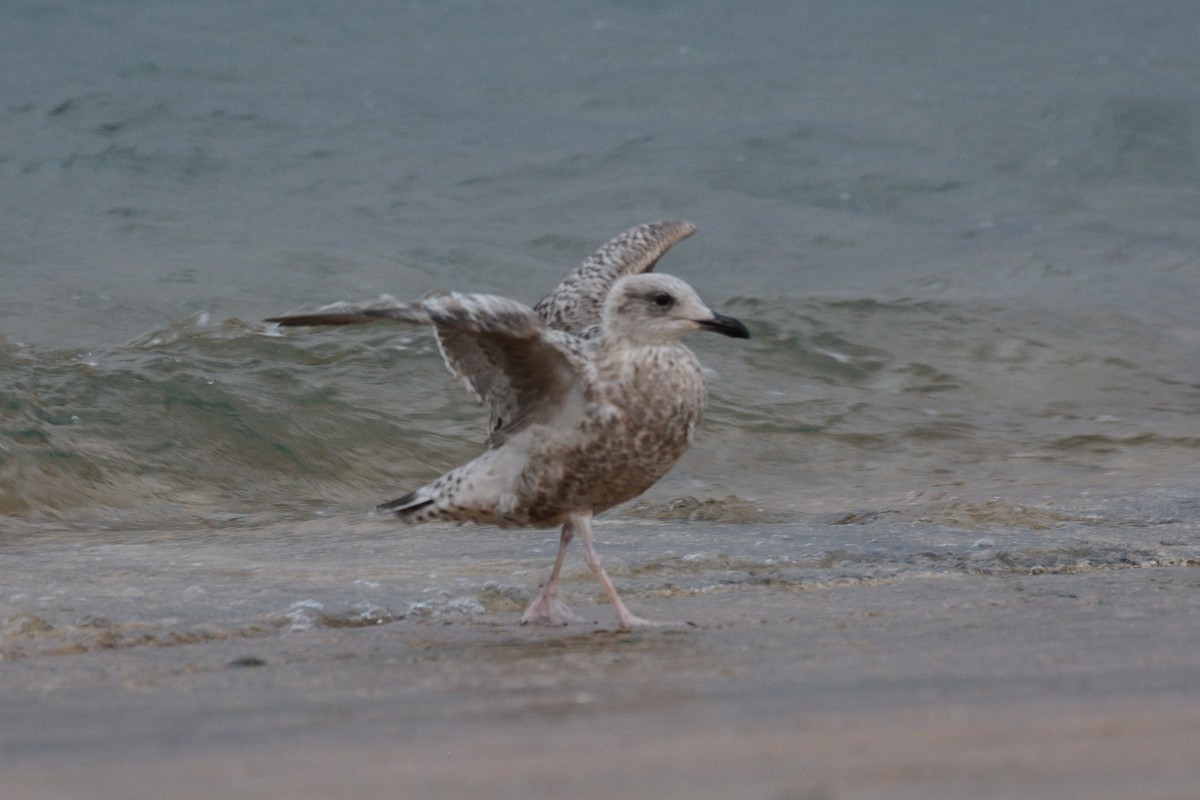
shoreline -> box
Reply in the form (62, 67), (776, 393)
(4, 526), (1199, 799)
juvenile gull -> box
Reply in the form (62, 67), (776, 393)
(267, 221), (750, 629)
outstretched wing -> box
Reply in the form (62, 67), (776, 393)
(268, 294), (583, 446)
(533, 220), (696, 337)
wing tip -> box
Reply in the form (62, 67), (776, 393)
(600, 219), (698, 274)
(264, 313), (378, 326)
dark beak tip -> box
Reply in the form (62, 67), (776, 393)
(702, 313), (751, 339)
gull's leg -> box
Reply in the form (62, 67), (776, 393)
(521, 520), (585, 625)
(574, 512), (687, 630)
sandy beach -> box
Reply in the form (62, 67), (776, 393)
(4, 506), (1199, 800)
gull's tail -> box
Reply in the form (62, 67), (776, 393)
(375, 455), (502, 525)
(376, 491), (434, 518)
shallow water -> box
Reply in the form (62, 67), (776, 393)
(4, 485), (1196, 659)
(2, 1), (1198, 536)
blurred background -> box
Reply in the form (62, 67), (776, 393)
(2, 0), (1197, 525)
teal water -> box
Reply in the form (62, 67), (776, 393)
(3, 291), (1195, 524)
(2, 0), (1198, 529)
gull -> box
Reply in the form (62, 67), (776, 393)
(266, 221), (750, 629)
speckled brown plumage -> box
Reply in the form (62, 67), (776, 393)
(267, 221), (750, 629)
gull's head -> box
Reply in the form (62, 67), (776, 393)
(603, 274), (750, 345)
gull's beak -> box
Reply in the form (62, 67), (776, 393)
(698, 312), (750, 339)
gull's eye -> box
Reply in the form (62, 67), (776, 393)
(652, 292), (674, 309)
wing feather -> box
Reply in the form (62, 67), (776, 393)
(533, 220), (696, 337)
(268, 294), (582, 445)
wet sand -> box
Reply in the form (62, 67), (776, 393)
(4, 508), (1200, 799)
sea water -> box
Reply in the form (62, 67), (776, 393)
(2, 1), (1198, 646)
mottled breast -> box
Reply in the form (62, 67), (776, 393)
(515, 344), (707, 524)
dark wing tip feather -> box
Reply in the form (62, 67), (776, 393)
(266, 313), (381, 326)
(266, 308), (419, 326)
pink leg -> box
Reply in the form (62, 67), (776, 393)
(574, 512), (687, 630)
(520, 521), (585, 625)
